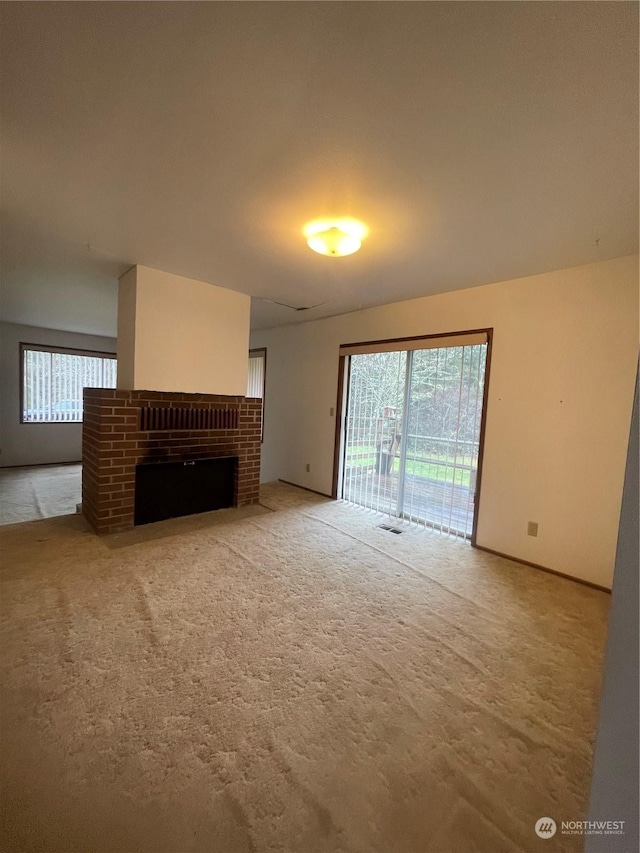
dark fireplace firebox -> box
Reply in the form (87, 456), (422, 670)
(134, 456), (238, 526)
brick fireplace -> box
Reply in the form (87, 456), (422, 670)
(82, 389), (261, 534)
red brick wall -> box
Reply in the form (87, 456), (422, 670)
(82, 389), (261, 534)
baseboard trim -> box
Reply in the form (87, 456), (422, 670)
(277, 479), (333, 499)
(473, 544), (611, 593)
(0, 460), (82, 470)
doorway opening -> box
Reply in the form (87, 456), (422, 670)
(335, 330), (491, 542)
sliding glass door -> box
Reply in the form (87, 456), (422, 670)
(343, 350), (408, 518)
(341, 335), (489, 539)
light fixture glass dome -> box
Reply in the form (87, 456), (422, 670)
(304, 219), (368, 257)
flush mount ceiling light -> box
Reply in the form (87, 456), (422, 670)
(304, 219), (368, 257)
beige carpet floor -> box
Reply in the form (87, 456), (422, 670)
(0, 463), (82, 524)
(0, 482), (610, 853)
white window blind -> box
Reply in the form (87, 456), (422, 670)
(247, 350), (266, 399)
(22, 344), (117, 423)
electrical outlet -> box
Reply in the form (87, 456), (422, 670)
(330, 407), (335, 417)
(527, 521), (538, 537)
(305, 463), (310, 473)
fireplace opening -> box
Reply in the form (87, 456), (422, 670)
(134, 456), (238, 526)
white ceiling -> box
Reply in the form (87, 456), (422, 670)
(1, 1), (637, 336)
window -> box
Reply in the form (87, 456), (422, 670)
(247, 348), (266, 399)
(339, 331), (490, 540)
(21, 344), (117, 423)
(248, 348), (266, 439)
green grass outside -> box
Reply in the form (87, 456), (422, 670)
(346, 446), (474, 487)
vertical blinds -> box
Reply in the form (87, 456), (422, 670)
(22, 346), (117, 423)
(341, 336), (488, 539)
(247, 352), (265, 398)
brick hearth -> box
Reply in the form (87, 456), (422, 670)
(82, 389), (261, 534)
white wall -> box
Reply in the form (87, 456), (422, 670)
(116, 266), (137, 391)
(118, 265), (250, 396)
(586, 369), (639, 851)
(251, 255), (639, 588)
(0, 322), (117, 467)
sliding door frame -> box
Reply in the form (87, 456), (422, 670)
(331, 327), (494, 547)
(470, 330), (493, 545)
(332, 354), (350, 499)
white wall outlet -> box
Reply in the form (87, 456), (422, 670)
(305, 463), (310, 473)
(527, 521), (539, 537)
